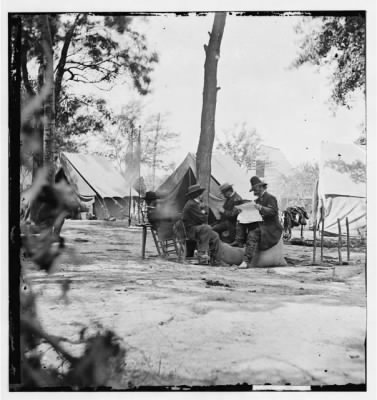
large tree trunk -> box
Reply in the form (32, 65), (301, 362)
(54, 14), (81, 107)
(42, 15), (56, 180)
(31, 64), (45, 182)
(9, 14), (22, 384)
(196, 12), (226, 208)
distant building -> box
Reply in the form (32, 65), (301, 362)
(248, 144), (293, 206)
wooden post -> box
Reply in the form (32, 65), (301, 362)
(312, 220), (317, 264)
(320, 216), (325, 262)
(337, 218), (342, 265)
(141, 225), (147, 259)
(346, 217), (350, 262)
(128, 186), (132, 226)
(138, 125), (141, 224)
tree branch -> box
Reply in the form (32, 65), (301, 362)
(21, 316), (77, 365)
(55, 13), (81, 104)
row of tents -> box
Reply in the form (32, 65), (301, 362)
(57, 142), (366, 237)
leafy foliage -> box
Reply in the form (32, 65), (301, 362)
(325, 159), (366, 184)
(281, 162), (319, 200)
(215, 122), (262, 170)
(56, 90), (115, 152)
(18, 13), (159, 161)
(354, 122), (366, 145)
(19, 170), (128, 388)
(17, 82), (128, 388)
(292, 14), (366, 108)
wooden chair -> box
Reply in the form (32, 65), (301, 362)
(140, 222), (186, 262)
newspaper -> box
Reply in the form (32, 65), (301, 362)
(236, 201), (263, 224)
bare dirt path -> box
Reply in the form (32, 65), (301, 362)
(25, 220), (366, 387)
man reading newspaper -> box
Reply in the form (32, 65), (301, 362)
(232, 176), (283, 269)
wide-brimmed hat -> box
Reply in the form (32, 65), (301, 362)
(186, 184), (205, 198)
(219, 182), (233, 194)
(249, 176), (267, 192)
(143, 191), (160, 202)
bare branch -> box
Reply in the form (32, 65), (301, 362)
(55, 13), (82, 103)
(21, 316), (77, 365)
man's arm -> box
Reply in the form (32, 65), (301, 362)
(223, 193), (243, 218)
(183, 201), (207, 225)
(257, 194), (279, 217)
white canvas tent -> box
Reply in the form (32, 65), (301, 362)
(60, 152), (138, 220)
(312, 142), (366, 236)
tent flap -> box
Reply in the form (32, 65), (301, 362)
(314, 142), (366, 236)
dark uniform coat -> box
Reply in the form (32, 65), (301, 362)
(182, 199), (207, 237)
(222, 192), (243, 222)
(255, 191), (283, 250)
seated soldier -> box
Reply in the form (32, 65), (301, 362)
(182, 184), (221, 265)
(212, 182), (243, 242)
(144, 191), (179, 240)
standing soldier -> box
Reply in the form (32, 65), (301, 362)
(239, 176), (283, 268)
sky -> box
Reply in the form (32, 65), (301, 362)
(83, 13), (365, 168)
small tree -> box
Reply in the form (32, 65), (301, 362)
(92, 104), (179, 189)
(281, 162), (319, 201)
(143, 113), (179, 189)
(216, 122), (263, 171)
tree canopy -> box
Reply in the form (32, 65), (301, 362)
(17, 13), (159, 166)
(21, 14), (158, 101)
(292, 14), (365, 109)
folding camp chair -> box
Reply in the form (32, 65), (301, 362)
(140, 216), (199, 263)
(141, 222), (186, 262)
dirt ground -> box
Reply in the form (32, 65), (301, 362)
(24, 220), (366, 388)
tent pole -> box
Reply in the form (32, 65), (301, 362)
(346, 217), (350, 262)
(337, 218), (342, 265)
(312, 219), (317, 265)
(320, 210), (324, 262)
(128, 186), (132, 226)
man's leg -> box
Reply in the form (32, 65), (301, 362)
(243, 227), (261, 267)
(195, 225), (212, 263)
(208, 229), (221, 265)
(231, 223), (247, 247)
(196, 224), (221, 265)
(224, 220), (236, 243)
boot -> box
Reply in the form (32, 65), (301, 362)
(238, 261), (250, 269)
(197, 251), (210, 265)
